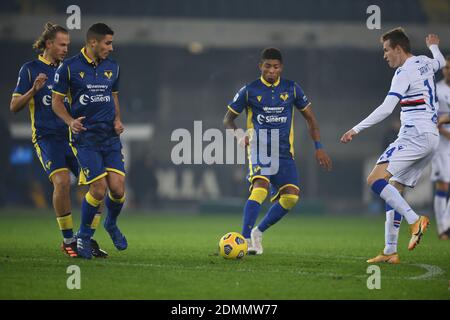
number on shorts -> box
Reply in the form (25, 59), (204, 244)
(385, 147), (396, 158)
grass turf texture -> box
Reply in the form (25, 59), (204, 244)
(0, 209), (448, 299)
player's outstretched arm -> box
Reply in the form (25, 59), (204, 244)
(10, 73), (48, 114)
(300, 105), (332, 171)
(426, 34), (446, 70)
(223, 110), (248, 147)
(341, 94), (399, 143)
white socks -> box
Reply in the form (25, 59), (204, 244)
(379, 183), (419, 224)
(434, 194), (447, 234)
(384, 209), (401, 255)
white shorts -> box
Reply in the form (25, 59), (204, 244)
(376, 126), (439, 187)
(431, 137), (450, 183)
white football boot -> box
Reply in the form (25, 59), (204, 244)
(249, 227), (263, 255)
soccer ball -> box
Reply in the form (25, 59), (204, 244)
(218, 232), (248, 259)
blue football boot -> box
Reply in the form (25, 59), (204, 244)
(104, 216), (128, 250)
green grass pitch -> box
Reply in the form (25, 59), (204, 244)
(0, 209), (448, 299)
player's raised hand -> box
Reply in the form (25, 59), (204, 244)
(70, 116), (87, 134)
(32, 73), (48, 94)
(340, 129), (357, 143)
(114, 118), (124, 135)
(426, 34), (440, 48)
(315, 149), (332, 171)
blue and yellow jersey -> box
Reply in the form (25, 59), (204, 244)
(52, 47), (120, 147)
(228, 76), (310, 159)
(13, 55), (68, 143)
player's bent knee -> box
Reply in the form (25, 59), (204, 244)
(109, 189), (125, 201)
(279, 194), (299, 210)
(89, 179), (107, 200)
(52, 173), (70, 192)
(248, 187), (268, 204)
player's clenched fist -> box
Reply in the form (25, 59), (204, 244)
(114, 118), (124, 135)
(340, 129), (357, 143)
(32, 73), (48, 94)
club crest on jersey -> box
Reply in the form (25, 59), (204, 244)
(280, 93), (289, 101)
(79, 71), (85, 79)
(104, 70), (113, 79)
(82, 167), (90, 178)
(257, 96), (262, 102)
(45, 160), (52, 170)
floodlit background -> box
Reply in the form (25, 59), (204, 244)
(0, 0), (449, 215)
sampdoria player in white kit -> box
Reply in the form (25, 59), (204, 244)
(432, 56), (450, 239)
(340, 28), (446, 264)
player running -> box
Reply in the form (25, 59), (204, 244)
(10, 22), (107, 258)
(432, 56), (450, 239)
(223, 47), (332, 255)
(341, 28), (446, 263)
(52, 23), (127, 259)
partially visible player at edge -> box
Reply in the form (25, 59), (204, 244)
(341, 28), (446, 264)
(10, 22), (107, 258)
(433, 56), (450, 239)
(52, 23), (127, 259)
(224, 48), (332, 255)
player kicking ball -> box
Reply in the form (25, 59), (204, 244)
(341, 28), (446, 264)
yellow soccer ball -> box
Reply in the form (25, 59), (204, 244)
(218, 232), (248, 259)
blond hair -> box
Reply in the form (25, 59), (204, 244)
(32, 22), (68, 52)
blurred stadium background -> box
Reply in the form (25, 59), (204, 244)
(0, 0), (449, 215)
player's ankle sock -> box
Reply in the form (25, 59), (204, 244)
(242, 200), (262, 238)
(90, 212), (102, 237)
(258, 202), (289, 232)
(434, 190), (447, 234)
(383, 204), (402, 255)
(258, 194), (298, 232)
(371, 179), (419, 224)
(80, 192), (102, 236)
(56, 213), (74, 243)
(443, 198), (450, 232)
(105, 192), (125, 225)
(242, 188), (267, 238)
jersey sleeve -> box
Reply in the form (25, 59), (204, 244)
(12, 64), (32, 96)
(429, 45), (446, 72)
(227, 85), (247, 115)
(293, 82), (310, 110)
(112, 65), (120, 93)
(387, 68), (410, 99)
(52, 62), (70, 96)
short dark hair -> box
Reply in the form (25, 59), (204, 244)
(87, 23), (114, 42)
(381, 27), (411, 53)
(260, 47), (283, 63)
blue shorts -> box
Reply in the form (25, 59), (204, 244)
(247, 157), (299, 201)
(34, 136), (79, 181)
(72, 140), (125, 185)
